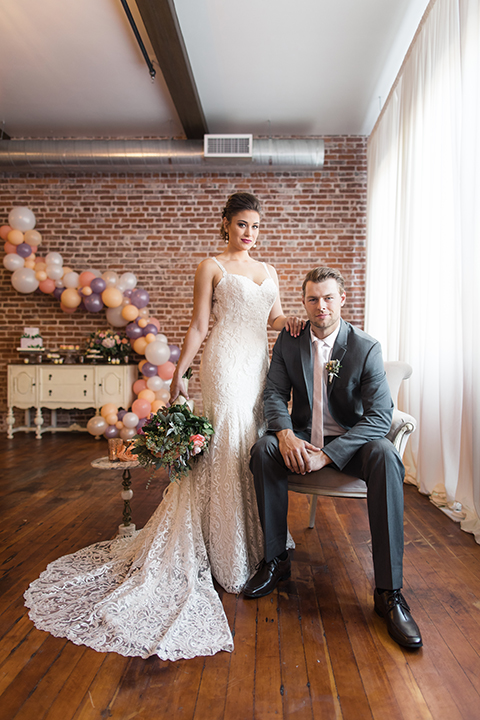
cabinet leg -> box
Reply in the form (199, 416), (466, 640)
(7, 407), (14, 439)
(34, 408), (44, 439)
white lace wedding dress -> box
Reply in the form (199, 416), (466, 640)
(24, 258), (280, 662)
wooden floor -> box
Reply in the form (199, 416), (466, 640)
(2, 435), (480, 720)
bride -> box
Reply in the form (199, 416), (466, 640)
(25, 192), (302, 661)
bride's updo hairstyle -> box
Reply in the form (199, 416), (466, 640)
(220, 192), (262, 242)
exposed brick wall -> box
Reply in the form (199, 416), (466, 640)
(0, 136), (367, 431)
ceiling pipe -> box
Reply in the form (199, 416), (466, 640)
(0, 138), (324, 173)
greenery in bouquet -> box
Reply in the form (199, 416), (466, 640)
(85, 329), (130, 361)
(132, 403), (214, 484)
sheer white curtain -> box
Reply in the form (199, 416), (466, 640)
(366, 0), (480, 540)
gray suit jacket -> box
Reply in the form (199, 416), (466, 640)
(264, 318), (393, 470)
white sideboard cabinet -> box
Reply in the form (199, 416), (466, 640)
(7, 364), (137, 439)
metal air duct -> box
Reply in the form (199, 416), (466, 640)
(0, 138), (324, 173)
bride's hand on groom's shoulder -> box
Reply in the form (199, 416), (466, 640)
(284, 316), (305, 337)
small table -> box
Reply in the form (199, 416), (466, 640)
(91, 456), (140, 536)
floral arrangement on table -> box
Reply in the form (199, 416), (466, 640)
(85, 329), (130, 362)
(132, 402), (214, 484)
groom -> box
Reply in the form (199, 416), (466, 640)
(244, 267), (422, 649)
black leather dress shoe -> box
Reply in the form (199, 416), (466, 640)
(243, 556), (291, 599)
(374, 589), (423, 649)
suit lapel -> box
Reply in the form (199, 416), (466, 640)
(300, 322), (314, 408)
(327, 318), (348, 398)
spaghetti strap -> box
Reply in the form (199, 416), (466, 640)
(262, 262), (273, 279)
(212, 257), (227, 275)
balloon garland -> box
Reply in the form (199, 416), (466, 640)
(2, 206), (182, 439)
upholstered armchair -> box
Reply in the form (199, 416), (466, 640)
(287, 361), (416, 528)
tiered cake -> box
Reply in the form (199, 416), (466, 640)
(20, 328), (43, 349)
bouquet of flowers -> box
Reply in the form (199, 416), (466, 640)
(85, 329), (130, 361)
(132, 403), (214, 483)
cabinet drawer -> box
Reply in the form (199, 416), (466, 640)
(39, 384), (95, 403)
(39, 367), (95, 404)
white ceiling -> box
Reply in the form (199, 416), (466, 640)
(0, 0), (429, 140)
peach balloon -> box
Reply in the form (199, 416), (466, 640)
(82, 286), (93, 296)
(7, 229), (24, 246)
(0, 225), (12, 241)
(105, 413), (118, 426)
(145, 333), (157, 344)
(61, 287), (82, 308)
(4, 241), (17, 254)
(157, 361), (176, 381)
(35, 270), (48, 282)
(35, 261), (47, 270)
(101, 403), (118, 418)
(151, 400), (165, 413)
(138, 318), (148, 328)
(24, 229), (42, 246)
(79, 271), (96, 287)
(138, 389), (155, 404)
(24, 260), (36, 269)
(155, 388), (171, 403)
(102, 287), (123, 308)
(39, 278), (56, 293)
(121, 304), (139, 321)
(62, 266), (73, 276)
(133, 337), (148, 355)
(115, 421), (124, 430)
(132, 398), (152, 419)
(138, 359), (147, 372)
(133, 378), (147, 395)
(138, 307), (149, 318)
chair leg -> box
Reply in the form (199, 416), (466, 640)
(308, 495), (318, 528)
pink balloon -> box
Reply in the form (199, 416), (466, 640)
(3, 241), (17, 254)
(147, 317), (161, 331)
(132, 398), (152, 419)
(39, 278), (56, 294)
(133, 378), (147, 395)
(79, 271), (96, 287)
(157, 361), (176, 381)
(60, 303), (77, 314)
(0, 225), (12, 241)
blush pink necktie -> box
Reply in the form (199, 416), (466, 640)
(311, 340), (326, 448)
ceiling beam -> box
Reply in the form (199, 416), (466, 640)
(135, 0), (208, 139)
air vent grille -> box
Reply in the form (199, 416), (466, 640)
(204, 134), (253, 158)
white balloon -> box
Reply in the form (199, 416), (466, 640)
(63, 271), (80, 288)
(155, 388), (171, 403)
(122, 412), (139, 429)
(85, 267), (102, 277)
(46, 264), (63, 280)
(115, 280), (128, 293)
(55, 279), (65, 288)
(46, 252), (63, 266)
(3, 254), (25, 271)
(156, 333), (168, 344)
(106, 305), (129, 327)
(8, 207), (36, 232)
(120, 427), (137, 441)
(145, 341), (170, 366)
(102, 270), (119, 287)
(11, 267), (39, 293)
(146, 376), (164, 391)
(121, 272), (137, 290)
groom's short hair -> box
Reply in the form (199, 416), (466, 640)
(302, 267), (346, 296)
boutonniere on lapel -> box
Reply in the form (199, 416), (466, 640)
(325, 359), (341, 384)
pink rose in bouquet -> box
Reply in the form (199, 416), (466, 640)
(190, 433), (206, 455)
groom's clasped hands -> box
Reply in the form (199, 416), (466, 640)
(277, 428), (332, 475)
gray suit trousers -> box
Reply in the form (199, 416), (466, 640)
(249, 434), (405, 590)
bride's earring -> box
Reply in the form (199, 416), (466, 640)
(224, 232), (229, 243)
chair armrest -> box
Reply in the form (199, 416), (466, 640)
(386, 409), (417, 457)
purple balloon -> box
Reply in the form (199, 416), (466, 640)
(168, 344), (181, 362)
(130, 288), (150, 308)
(84, 293), (104, 313)
(17, 243), (33, 258)
(104, 425), (120, 438)
(90, 277), (106, 294)
(123, 289), (132, 298)
(118, 409), (127, 420)
(53, 287), (64, 300)
(142, 323), (158, 337)
(126, 322), (143, 340)
(142, 361), (158, 377)
(136, 417), (148, 433)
